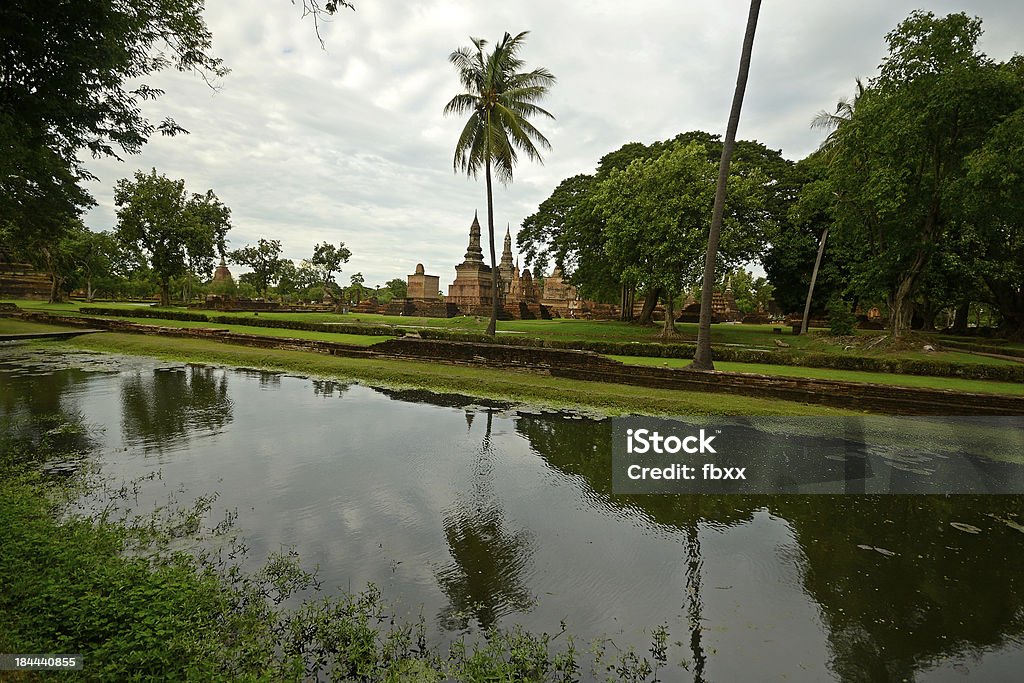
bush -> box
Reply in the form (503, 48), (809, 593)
(827, 296), (856, 336)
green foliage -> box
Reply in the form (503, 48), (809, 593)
(309, 241), (352, 298)
(520, 132), (793, 309)
(727, 269), (774, 314)
(0, 1), (224, 266)
(115, 169), (231, 306)
(230, 239), (285, 300)
(384, 278), (408, 299)
(823, 11), (1024, 336)
(827, 296), (857, 336)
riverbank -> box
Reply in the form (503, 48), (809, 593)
(12, 312), (1023, 414)
(57, 331), (851, 416)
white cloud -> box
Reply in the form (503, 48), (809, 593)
(82, 0), (1024, 290)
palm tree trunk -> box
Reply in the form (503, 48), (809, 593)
(692, 0), (762, 370)
(801, 227), (828, 335)
(485, 158), (498, 336)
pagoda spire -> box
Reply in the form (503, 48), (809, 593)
(463, 212), (484, 264)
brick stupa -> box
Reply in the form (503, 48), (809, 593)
(447, 213), (494, 309)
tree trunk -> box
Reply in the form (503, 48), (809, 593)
(660, 291), (680, 340)
(619, 284), (635, 322)
(636, 285), (663, 325)
(801, 227), (828, 335)
(985, 278), (1024, 341)
(692, 0), (761, 370)
(887, 250), (927, 338)
(160, 280), (171, 307)
(87, 277), (94, 302)
(951, 302), (970, 334)
(485, 159), (498, 336)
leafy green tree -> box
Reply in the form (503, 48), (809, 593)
(384, 278), (408, 299)
(230, 239), (285, 300)
(693, 0), (762, 370)
(825, 11), (1021, 337)
(0, 1), (224, 257)
(763, 153), (848, 315)
(959, 103), (1024, 337)
(309, 242), (352, 301)
(114, 170), (230, 306)
(348, 272), (365, 303)
(444, 31), (556, 336)
(727, 269), (774, 314)
(594, 141), (769, 339)
(181, 190), (232, 302)
(67, 229), (119, 302)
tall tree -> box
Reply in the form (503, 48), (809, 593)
(116, 169), (228, 305)
(692, 0), (762, 370)
(595, 141), (769, 339)
(825, 11), (1019, 337)
(0, 2), (225, 250)
(309, 241), (352, 303)
(229, 239), (285, 300)
(444, 31), (556, 336)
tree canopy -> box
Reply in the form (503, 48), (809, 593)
(115, 169), (231, 306)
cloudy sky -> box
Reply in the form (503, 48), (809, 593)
(82, 1), (1024, 290)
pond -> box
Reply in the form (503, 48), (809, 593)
(2, 345), (1023, 681)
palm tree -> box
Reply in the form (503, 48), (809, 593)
(444, 31), (555, 336)
(810, 78), (865, 155)
(692, 0), (762, 371)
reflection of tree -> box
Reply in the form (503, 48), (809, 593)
(0, 359), (97, 469)
(120, 366), (232, 452)
(773, 495), (1024, 682)
(514, 414), (1024, 682)
(311, 378), (350, 398)
(436, 409), (534, 631)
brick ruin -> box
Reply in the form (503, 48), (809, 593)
(0, 250), (51, 300)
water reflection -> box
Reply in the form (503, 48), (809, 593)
(3, 348), (1024, 681)
(516, 414), (1024, 680)
(120, 366), (233, 452)
(436, 409), (534, 631)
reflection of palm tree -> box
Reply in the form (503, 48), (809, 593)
(684, 522), (707, 683)
(513, 413), (1024, 680)
(436, 409), (534, 631)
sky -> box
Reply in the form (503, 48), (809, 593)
(81, 1), (1024, 290)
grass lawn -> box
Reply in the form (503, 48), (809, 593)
(0, 318), (80, 334)
(58, 332), (856, 416)
(608, 355), (1024, 396)
(7, 298), (1021, 369)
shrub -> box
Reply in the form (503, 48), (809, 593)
(827, 296), (856, 336)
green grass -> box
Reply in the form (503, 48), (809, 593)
(59, 332), (854, 416)
(607, 355), (1024, 396)
(90, 316), (389, 346)
(0, 318), (80, 334)
(9, 298), (1020, 369)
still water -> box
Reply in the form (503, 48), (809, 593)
(2, 345), (1023, 681)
